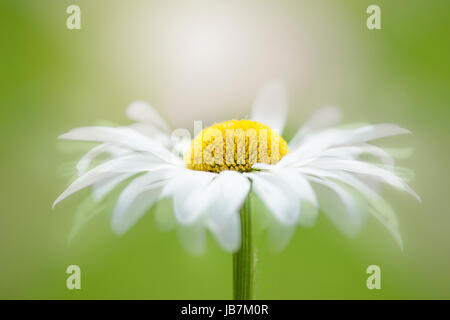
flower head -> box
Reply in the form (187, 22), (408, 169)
(54, 81), (419, 252)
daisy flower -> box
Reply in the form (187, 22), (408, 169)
(53, 81), (419, 299)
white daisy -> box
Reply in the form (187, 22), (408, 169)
(53, 81), (420, 255)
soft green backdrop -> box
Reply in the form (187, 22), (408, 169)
(1, 0), (449, 299)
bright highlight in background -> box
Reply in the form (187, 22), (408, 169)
(166, 12), (238, 73)
(107, 2), (316, 125)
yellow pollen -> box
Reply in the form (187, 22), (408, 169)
(185, 119), (289, 173)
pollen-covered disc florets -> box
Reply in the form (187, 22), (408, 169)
(185, 119), (289, 173)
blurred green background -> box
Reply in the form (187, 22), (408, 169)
(1, 0), (449, 299)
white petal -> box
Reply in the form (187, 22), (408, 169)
(165, 170), (218, 225)
(112, 183), (163, 235)
(383, 147), (414, 159)
(307, 159), (420, 201)
(393, 166), (415, 182)
(252, 165), (317, 206)
(246, 172), (299, 226)
(170, 171), (249, 252)
(207, 212), (241, 252)
(77, 143), (129, 176)
(59, 126), (178, 163)
(92, 172), (134, 202)
(53, 155), (167, 208)
(54, 171), (113, 208)
(252, 162), (275, 170)
(297, 167), (404, 248)
(251, 80), (288, 134)
(289, 106), (342, 149)
(267, 221), (297, 252)
(317, 144), (396, 170)
(275, 168), (318, 206)
(298, 201), (318, 227)
(332, 171), (403, 248)
(176, 222), (207, 255)
(282, 124), (410, 167)
(209, 171), (251, 216)
(351, 124), (411, 143)
(128, 123), (171, 146)
(68, 196), (105, 243)
(111, 170), (172, 234)
(309, 176), (362, 237)
(153, 198), (176, 232)
(280, 129), (354, 166)
(126, 101), (171, 132)
(160, 168), (215, 198)
(206, 171), (251, 252)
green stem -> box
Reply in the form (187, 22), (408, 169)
(233, 195), (256, 300)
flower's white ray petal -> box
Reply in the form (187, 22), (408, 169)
(314, 146), (362, 160)
(267, 221), (297, 252)
(289, 106), (342, 149)
(76, 143), (129, 176)
(319, 144), (395, 169)
(298, 105), (342, 134)
(332, 172), (403, 249)
(298, 201), (318, 227)
(111, 170), (173, 234)
(276, 169), (318, 206)
(384, 147), (414, 159)
(296, 167), (404, 248)
(172, 136), (192, 159)
(279, 129), (354, 166)
(173, 189), (214, 225)
(252, 163), (276, 170)
(309, 176), (362, 237)
(302, 168), (403, 248)
(210, 171), (251, 216)
(176, 222), (207, 255)
(207, 212), (241, 252)
(282, 124), (410, 167)
(128, 123), (171, 146)
(153, 198), (176, 232)
(68, 195), (105, 244)
(393, 166), (415, 182)
(59, 126), (142, 145)
(251, 80), (288, 134)
(112, 183), (164, 235)
(246, 172), (300, 226)
(359, 144), (396, 167)
(92, 172), (134, 202)
(53, 155), (167, 208)
(206, 171), (250, 252)
(308, 159), (420, 201)
(166, 170), (218, 225)
(54, 172), (112, 209)
(369, 206), (404, 250)
(351, 124), (411, 143)
(59, 126), (178, 163)
(253, 165), (318, 207)
(126, 100), (171, 132)
(295, 124), (409, 156)
(160, 168), (216, 199)
(355, 174), (382, 193)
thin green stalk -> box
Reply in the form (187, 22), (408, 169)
(233, 195), (256, 300)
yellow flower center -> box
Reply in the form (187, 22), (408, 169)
(185, 119), (289, 173)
